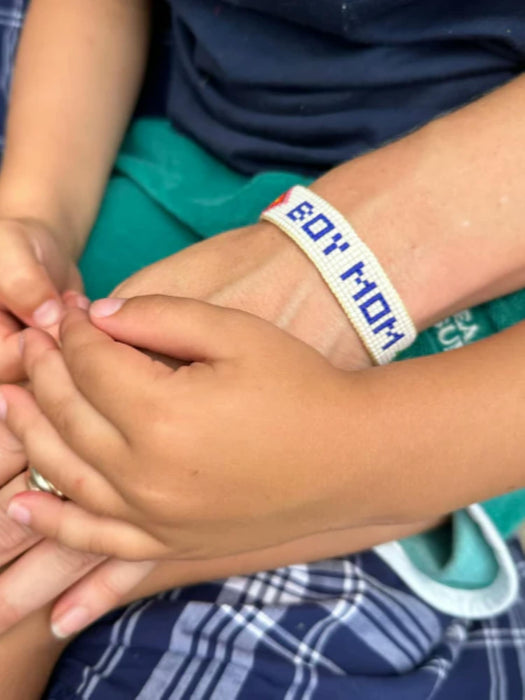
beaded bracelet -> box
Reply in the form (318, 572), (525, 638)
(261, 185), (416, 364)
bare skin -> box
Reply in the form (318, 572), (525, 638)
(0, 0), (525, 693)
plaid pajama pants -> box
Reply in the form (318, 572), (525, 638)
(43, 542), (525, 699)
(3, 2), (525, 697)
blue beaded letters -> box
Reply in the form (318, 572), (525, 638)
(287, 201), (314, 222)
(287, 199), (406, 353)
(301, 213), (334, 241)
(323, 233), (350, 256)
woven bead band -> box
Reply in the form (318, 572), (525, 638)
(261, 185), (416, 364)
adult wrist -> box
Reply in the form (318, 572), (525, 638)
(309, 100), (525, 332)
(309, 159), (449, 334)
(249, 221), (373, 369)
(261, 186), (417, 364)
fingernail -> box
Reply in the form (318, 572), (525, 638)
(63, 291), (90, 310)
(51, 606), (91, 639)
(33, 299), (62, 327)
(90, 298), (125, 318)
(74, 295), (91, 310)
(0, 391), (6, 420)
(6, 501), (32, 526)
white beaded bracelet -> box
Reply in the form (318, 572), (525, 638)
(261, 185), (416, 364)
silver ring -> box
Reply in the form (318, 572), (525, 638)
(27, 466), (65, 499)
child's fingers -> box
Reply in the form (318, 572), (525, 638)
(19, 327), (129, 467)
(1, 383), (122, 515)
(6, 494), (165, 560)
(55, 308), (173, 428)
(0, 224), (63, 327)
(51, 558), (155, 639)
(0, 538), (102, 635)
(45, 288), (90, 341)
(88, 295), (246, 362)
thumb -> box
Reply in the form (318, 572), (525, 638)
(0, 229), (63, 328)
(88, 295), (247, 363)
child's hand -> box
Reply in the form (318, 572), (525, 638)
(113, 223), (373, 371)
(3, 296), (369, 561)
(0, 218), (83, 382)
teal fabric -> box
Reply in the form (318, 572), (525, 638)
(400, 511), (499, 589)
(79, 118), (523, 591)
(80, 121), (310, 299)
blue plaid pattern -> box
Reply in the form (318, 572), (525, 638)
(3, 2), (525, 697)
(0, 0), (27, 151)
(44, 541), (525, 699)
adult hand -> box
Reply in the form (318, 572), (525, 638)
(113, 222), (372, 370)
(0, 468), (104, 634)
(4, 296), (377, 561)
(0, 218), (83, 382)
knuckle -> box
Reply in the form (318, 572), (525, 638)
(121, 476), (158, 514)
(31, 345), (61, 381)
(169, 534), (204, 560)
(31, 368), (75, 431)
(0, 438), (24, 463)
(51, 401), (77, 440)
(0, 361), (26, 385)
(36, 390), (72, 438)
(63, 339), (103, 383)
(136, 295), (173, 325)
(52, 543), (100, 575)
(94, 571), (128, 604)
(129, 479), (195, 526)
(13, 405), (43, 447)
(85, 528), (113, 557)
(119, 461), (170, 514)
(120, 538), (163, 562)
(55, 513), (75, 549)
(0, 520), (32, 552)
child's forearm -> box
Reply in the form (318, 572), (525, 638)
(0, 0), (151, 257)
(333, 319), (525, 526)
(0, 604), (67, 700)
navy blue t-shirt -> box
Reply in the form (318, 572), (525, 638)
(163, 0), (525, 175)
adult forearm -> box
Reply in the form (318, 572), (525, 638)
(121, 75), (525, 373)
(311, 74), (525, 332)
(120, 519), (440, 605)
(0, 0), (151, 257)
